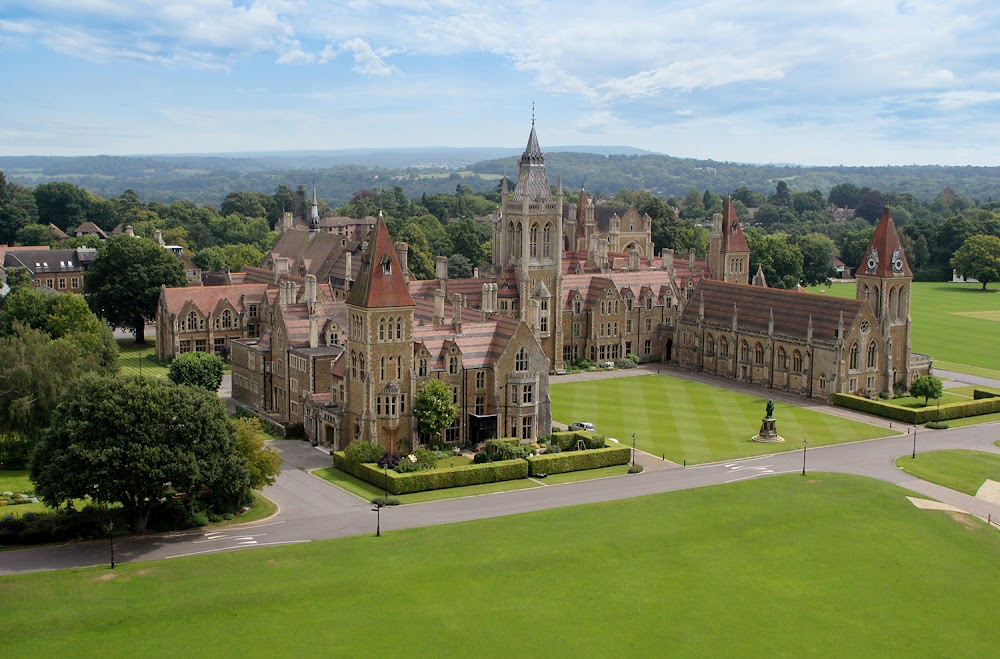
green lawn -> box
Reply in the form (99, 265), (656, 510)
(3, 474), (999, 656)
(551, 375), (896, 464)
(896, 449), (1000, 496)
(537, 464), (633, 484)
(808, 281), (1000, 376)
(116, 339), (170, 379)
(890, 392), (967, 408)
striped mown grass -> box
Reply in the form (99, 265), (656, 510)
(116, 339), (169, 379)
(551, 374), (896, 464)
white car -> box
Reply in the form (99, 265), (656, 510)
(568, 421), (596, 432)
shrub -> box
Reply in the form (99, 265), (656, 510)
(482, 437), (532, 461)
(628, 464), (644, 474)
(973, 389), (1000, 400)
(371, 496), (401, 507)
(612, 358), (637, 369)
(412, 448), (438, 470)
(284, 422), (305, 439)
(378, 452), (402, 469)
(550, 431), (603, 452)
(394, 457), (420, 473)
(473, 451), (490, 464)
(167, 351), (225, 391)
(573, 357), (593, 369)
(343, 440), (385, 464)
(527, 445), (631, 476)
(625, 352), (641, 364)
(925, 421), (950, 429)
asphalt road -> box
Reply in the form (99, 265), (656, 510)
(3, 419), (999, 576)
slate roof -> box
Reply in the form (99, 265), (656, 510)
(720, 196), (749, 254)
(510, 122), (551, 202)
(73, 221), (108, 239)
(346, 217), (415, 309)
(4, 248), (86, 273)
(681, 279), (863, 342)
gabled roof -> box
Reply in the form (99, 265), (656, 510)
(860, 208), (912, 278)
(681, 279), (863, 342)
(74, 221), (108, 239)
(413, 315), (522, 370)
(346, 217), (415, 309)
(161, 283), (268, 317)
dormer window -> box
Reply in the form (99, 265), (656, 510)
(381, 255), (392, 275)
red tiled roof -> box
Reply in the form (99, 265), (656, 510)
(721, 196), (750, 254)
(346, 217), (415, 309)
(861, 208), (913, 278)
(413, 315), (521, 370)
(161, 283), (268, 317)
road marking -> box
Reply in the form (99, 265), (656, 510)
(193, 533), (268, 544)
(725, 469), (802, 483)
(166, 539), (310, 560)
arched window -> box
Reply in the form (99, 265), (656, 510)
(351, 351), (357, 380)
(645, 317), (652, 333)
(740, 340), (750, 362)
(888, 287), (897, 321)
(221, 309), (232, 329)
(754, 343), (764, 365)
(529, 224), (538, 257)
(359, 354), (365, 380)
(513, 223), (522, 257)
(542, 223), (552, 258)
(378, 318), (385, 341)
(706, 334), (715, 356)
(872, 285), (881, 317)
(395, 317), (403, 340)
(792, 350), (802, 372)
(860, 284), (869, 303)
(719, 337), (730, 358)
(850, 342), (860, 370)
(899, 288), (908, 319)
(515, 348), (528, 372)
(507, 221), (515, 259)
(186, 311), (198, 331)
(868, 341), (878, 369)
(776, 347), (787, 370)
(380, 356), (386, 380)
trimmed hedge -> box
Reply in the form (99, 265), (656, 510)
(527, 445), (631, 476)
(550, 431), (605, 451)
(973, 389), (999, 400)
(832, 392), (1000, 424)
(333, 452), (528, 495)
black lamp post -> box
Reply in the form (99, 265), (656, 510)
(383, 465), (389, 499)
(801, 438), (808, 476)
(912, 424), (917, 459)
(631, 433), (636, 467)
(372, 504), (381, 537)
(109, 520), (115, 569)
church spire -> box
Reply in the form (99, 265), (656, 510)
(512, 119), (550, 202)
(309, 186), (320, 233)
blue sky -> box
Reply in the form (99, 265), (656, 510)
(3, 1), (1000, 165)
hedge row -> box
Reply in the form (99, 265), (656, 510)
(527, 445), (631, 476)
(333, 452), (528, 495)
(973, 389), (999, 400)
(832, 393), (1000, 424)
(550, 431), (605, 451)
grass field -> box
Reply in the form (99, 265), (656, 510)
(116, 339), (169, 379)
(808, 281), (1000, 377)
(2, 474), (998, 656)
(896, 449), (1000, 496)
(550, 375), (896, 464)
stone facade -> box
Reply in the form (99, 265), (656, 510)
(1, 246), (96, 293)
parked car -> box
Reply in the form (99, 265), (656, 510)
(568, 421), (596, 432)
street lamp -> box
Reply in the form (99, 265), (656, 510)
(109, 520), (115, 569)
(631, 433), (636, 467)
(801, 438), (808, 476)
(383, 465), (389, 499)
(372, 504), (381, 537)
(912, 424), (917, 459)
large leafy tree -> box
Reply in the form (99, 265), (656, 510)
(414, 379), (458, 445)
(31, 375), (251, 532)
(950, 234), (1000, 290)
(746, 230), (804, 289)
(793, 233), (837, 285)
(0, 323), (116, 443)
(0, 173), (38, 244)
(84, 235), (186, 343)
(232, 417), (283, 490)
(910, 375), (943, 406)
(33, 181), (89, 231)
(168, 351), (225, 391)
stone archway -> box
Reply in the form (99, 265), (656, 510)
(665, 338), (673, 362)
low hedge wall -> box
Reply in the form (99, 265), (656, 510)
(550, 431), (605, 451)
(332, 452), (528, 495)
(527, 445), (631, 476)
(832, 392), (1000, 424)
(973, 389), (999, 400)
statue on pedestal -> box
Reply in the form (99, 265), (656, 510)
(753, 398), (783, 443)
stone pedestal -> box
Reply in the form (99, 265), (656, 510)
(752, 416), (784, 443)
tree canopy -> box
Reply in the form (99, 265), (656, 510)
(414, 379), (458, 445)
(84, 235), (186, 343)
(31, 375), (252, 532)
(950, 234), (1000, 290)
(910, 375), (943, 406)
(168, 351), (225, 391)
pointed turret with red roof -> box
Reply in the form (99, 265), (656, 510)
(860, 207), (912, 279)
(708, 194), (751, 284)
(346, 216), (415, 309)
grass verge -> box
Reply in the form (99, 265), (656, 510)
(535, 464), (633, 484)
(2, 474), (999, 656)
(551, 374), (896, 464)
(895, 449), (1000, 496)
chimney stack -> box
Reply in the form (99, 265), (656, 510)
(527, 299), (541, 338)
(452, 294), (463, 334)
(309, 316), (319, 348)
(434, 288), (446, 325)
(125, 225), (135, 237)
(394, 242), (409, 282)
(662, 248), (674, 271)
(154, 229), (164, 246)
(304, 274), (317, 311)
(436, 256), (449, 281)
(688, 248), (696, 269)
(628, 249), (640, 272)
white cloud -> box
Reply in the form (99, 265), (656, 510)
(340, 37), (397, 76)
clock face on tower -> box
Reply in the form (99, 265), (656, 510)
(866, 248), (879, 273)
(892, 249), (904, 273)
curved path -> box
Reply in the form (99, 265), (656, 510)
(3, 384), (999, 576)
